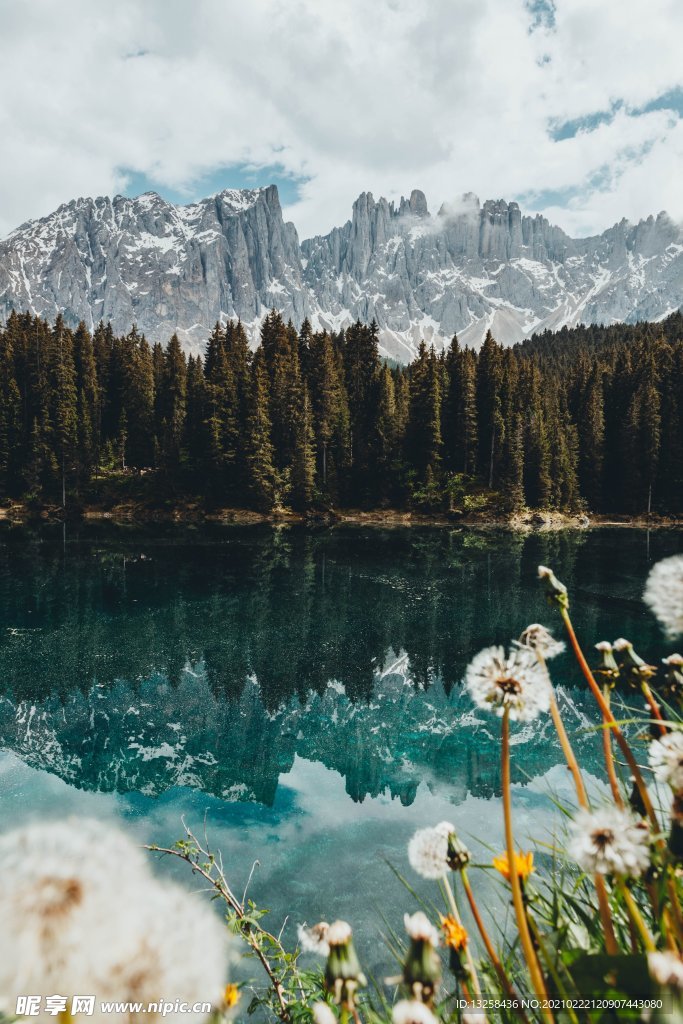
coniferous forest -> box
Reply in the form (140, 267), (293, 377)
(0, 307), (682, 516)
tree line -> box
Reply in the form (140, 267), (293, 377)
(0, 308), (681, 514)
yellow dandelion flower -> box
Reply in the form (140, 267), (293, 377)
(439, 914), (468, 951)
(492, 850), (534, 883)
(223, 983), (241, 1009)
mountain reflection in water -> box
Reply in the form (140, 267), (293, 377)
(0, 523), (681, 806)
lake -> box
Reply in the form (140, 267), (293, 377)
(0, 523), (681, 979)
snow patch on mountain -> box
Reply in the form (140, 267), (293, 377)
(0, 185), (682, 361)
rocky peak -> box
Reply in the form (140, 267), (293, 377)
(1, 184), (682, 359)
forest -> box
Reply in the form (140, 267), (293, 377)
(0, 307), (681, 515)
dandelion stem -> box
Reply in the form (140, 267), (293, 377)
(547, 685), (589, 808)
(443, 874), (483, 1002)
(541, 673), (619, 953)
(601, 685), (624, 808)
(641, 681), (667, 735)
(559, 607), (659, 830)
(594, 875), (619, 956)
(461, 868), (528, 1018)
(618, 882), (656, 952)
(501, 709), (554, 1021)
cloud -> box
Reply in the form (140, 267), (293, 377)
(0, 0), (680, 239)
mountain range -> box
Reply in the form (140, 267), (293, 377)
(1, 184), (681, 360)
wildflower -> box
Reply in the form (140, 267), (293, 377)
(594, 640), (619, 682)
(297, 921), (330, 956)
(538, 565), (569, 609)
(392, 1000), (438, 1024)
(222, 984), (241, 1010)
(408, 826), (450, 879)
(492, 850), (534, 884)
(662, 654), (683, 701)
(465, 644), (550, 722)
(648, 951), (683, 990)
(404, 911), (440, 947)
(443, 829), (471, 872)
(324, 921), (366, 1007)
(649, 732), (683, 791)
(402, 912), (441, 1003)
(644, 555), (683, 639)
(439, 914), (468, 951)
(0, 819), (227, 1022)
(517, 623), (565, 660)
(669, 793), (683, 862)
(312, 1003), (338, 1024)
(613, 638), (657, 685)
(568, 806), (651, 878)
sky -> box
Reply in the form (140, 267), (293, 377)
(0, 0), (681, 241)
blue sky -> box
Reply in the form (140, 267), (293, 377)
(0, 0), (681, 239)
(119, 165), (307, 209)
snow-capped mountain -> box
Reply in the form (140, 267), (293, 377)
(0, 656), (599, 805)
(1, 185), (682, 360)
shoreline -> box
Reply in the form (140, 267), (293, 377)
(0, 501), (681, 531)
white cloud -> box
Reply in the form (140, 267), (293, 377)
(0, 0), (680, 239)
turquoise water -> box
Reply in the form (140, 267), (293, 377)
(0, 524), (681, 973)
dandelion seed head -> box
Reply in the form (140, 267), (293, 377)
(517, 623), (565, 660)
(407, 826), (449, 879)
(568, 807), (651, 878)
(649, 732), (683, 791)
(612, 638), (632, 652)
(0, 819), (227, 1021)
(644, 555), (683, 639)
(313, 1002), (338, 1024)
(297, 922), (330, 956)
(327, 921), (352, 947)
(404, 912), (439, 946)
(465, 645), (550, 722)
(648, 951), (683, 990)
(392, 1000), (438, 1024)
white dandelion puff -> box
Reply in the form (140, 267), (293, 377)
(312, 1003), (338, 1024)
(649, 732), (683, 791)
(465, 644), (550, 722)
(568, 807), (651, 878)
(408, 826), (449, 879)
(95, 881), (229, 1023)
(403, 911), (439, 947)
(648, 951), (683, 990)
(298, 922), (330, 956)
(517, 623), (565, 660)
(327, 920), (353, 947)
(644, 555), (683, 639)
(0, 819), (227, 1022)
(392, 999), (439, 1024)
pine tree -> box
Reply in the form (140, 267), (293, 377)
(245, 351), (276, 510)
(291, 388), (316, 510)
(0, 328), (21, 496)
(158, 333), (187, 477)
(73, 322), (99, 486)
(406, 342), (443, 480)
(49, 316), (78, 505)
(476, 331), (503, 488)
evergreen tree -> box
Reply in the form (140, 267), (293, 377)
(291, 389), (316, 510)
(245, 351), (276, 510)
(476, 331), (503, 488)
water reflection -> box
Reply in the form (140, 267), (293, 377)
(0, 524), (681, 806)
(1, 523), (681, 966)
